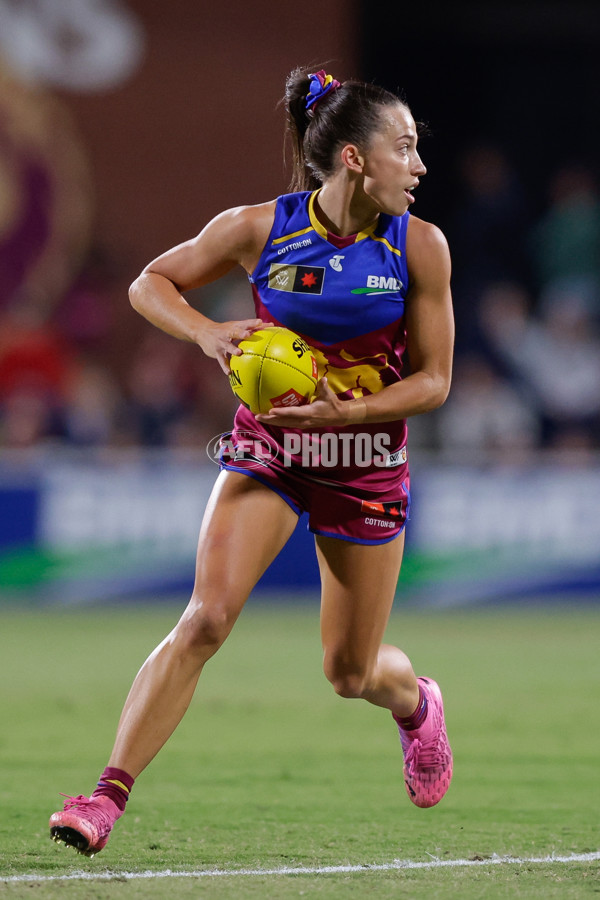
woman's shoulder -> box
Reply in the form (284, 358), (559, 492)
(205, 200), (277, 259)
(217, 199), (277, 234)
(221, 191), (309, 230)
(223, 192), (312, 252)
(405, 214), (451, 280)
(406, 213), (449, 247)
(205, 192), (310, 269)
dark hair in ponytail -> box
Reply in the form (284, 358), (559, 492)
(284, 66), (408, 192)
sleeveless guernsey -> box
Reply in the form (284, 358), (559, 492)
(232, 189), (411, 492)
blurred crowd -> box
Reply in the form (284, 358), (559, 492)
(0, 248), (244, 452)
(432, 149), (600, 461)
(1, 143), (600, 461)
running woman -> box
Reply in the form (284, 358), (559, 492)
(49, 67), (455, 856)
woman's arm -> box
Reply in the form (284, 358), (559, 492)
(257, 215), (454, 427)
(128, 201), (276, 373)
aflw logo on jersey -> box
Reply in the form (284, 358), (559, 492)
(268, 264), (325, 295)
(352, 275), (403, 295)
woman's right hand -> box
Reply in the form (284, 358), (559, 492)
(197, 317), (270, 374)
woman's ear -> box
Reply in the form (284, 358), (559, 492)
(340, 144), (365, 173)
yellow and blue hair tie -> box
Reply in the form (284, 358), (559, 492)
(306, 70), (341, 111)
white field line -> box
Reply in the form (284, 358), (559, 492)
(2, 851), (599, 883)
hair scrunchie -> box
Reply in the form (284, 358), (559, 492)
(305, 70), (341, 112)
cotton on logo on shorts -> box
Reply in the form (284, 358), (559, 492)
(361, 497), (407, 529)
(206, 431), (279, 468)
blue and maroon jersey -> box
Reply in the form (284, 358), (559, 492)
(233, 189), (411, 491)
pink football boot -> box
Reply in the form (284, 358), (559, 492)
(394, 676), (453, 808)
(49, 794), (122, 857)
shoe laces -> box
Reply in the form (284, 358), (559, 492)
(60, 794), (116, 831)
(60, 793), (90, 808)
(404, 734), (447, 772)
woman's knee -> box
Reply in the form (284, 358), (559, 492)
(323, 652), (371, 699)
(174, 600), (237, 658)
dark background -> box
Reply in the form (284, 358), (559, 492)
(360, 0), (600, 221)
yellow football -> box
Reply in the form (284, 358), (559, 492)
(228, 326), (318, 415)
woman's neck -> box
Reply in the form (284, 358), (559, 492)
(315, 181), (379, 237)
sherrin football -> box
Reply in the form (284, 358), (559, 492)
(228, 326), (318, 415)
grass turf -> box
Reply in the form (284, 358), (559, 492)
(0, 601), (598, 898)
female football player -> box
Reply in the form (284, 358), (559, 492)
(50, 67), (454, 856)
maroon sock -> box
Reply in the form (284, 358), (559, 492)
(91, 767), (135, 812)
(394, 684), (428, 731)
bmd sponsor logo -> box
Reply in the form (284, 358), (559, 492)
(351, 275), (403, 295)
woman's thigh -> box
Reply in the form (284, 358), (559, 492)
(316, 532), (405, 666)
(191, 469), (300, 614)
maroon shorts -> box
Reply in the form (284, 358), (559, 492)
(220, 456), (410, 545)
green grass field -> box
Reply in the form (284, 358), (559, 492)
(0, 601), (598, 898)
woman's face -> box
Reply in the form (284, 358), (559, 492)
(360, 104), (426, 216)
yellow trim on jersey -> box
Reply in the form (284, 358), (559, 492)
(355, 222), (378, 242)
(308, 190), (402, 254)
(271, 225), (314, 245)
(308, 190), (328, 239)
(309, 190), (371, 242)
(369, 233), (403, 257)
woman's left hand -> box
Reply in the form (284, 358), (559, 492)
(255, 377), (346, 429)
